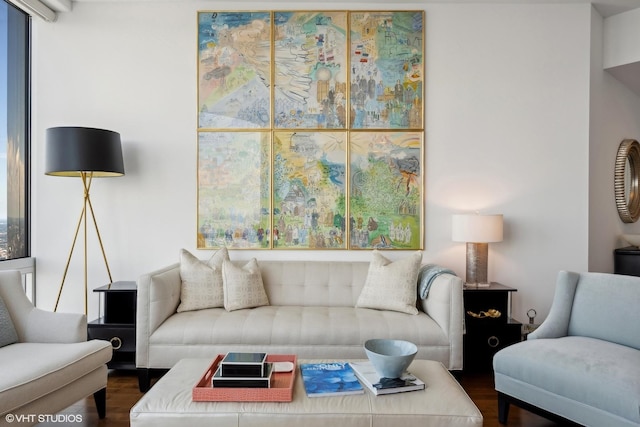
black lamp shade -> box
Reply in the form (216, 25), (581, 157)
(45, 127), (125, 177)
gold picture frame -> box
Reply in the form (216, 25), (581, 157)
(197, 10), (425, 250)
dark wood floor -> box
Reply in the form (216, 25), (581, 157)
(46, 369), (568, 427)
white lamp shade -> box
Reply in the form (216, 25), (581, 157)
(452, 214), (503, 243)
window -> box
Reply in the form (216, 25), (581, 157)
(0, 0), (29, 261)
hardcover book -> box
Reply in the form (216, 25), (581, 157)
(349, 361), (425, 395)
(300, 362), (364, 397)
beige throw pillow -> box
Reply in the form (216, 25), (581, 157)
(222, 258), (269, 311)
(356, 250), (423, 315)
(177, 247), (229, 312)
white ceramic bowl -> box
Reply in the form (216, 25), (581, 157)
(364, 339), (418, 379)
(623, 234), (640, 247)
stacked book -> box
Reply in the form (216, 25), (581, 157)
(300, 361), (426, 397)
(349, 361), (425, 395)
(212, 352), (273, 388)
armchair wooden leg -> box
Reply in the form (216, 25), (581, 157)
(497, 392), (510, 424)
(93, 388), (106, 419)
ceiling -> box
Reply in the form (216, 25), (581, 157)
(40, 0), (640, 18)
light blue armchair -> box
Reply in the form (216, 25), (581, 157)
(493, 271), (640, 427)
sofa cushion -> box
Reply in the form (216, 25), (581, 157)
(494, 336), (640, 425)
(177, 247), (228, 312)
(0, 295), (18, 348)
(0, 340), (112, 414)
(356, 251), (422, 315)
(222, 259), (269, 311)
(149, 305), (449, 354)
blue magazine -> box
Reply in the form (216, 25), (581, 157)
(300, 362), (364, 397)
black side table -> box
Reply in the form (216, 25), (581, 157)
(87, 281), (137, 370)
(614, 246), (640, 276)
(463, 283), (521, 372)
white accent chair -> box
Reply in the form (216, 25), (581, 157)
(0, 270), (112, 425)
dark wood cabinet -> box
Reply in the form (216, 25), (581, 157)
(614, 247), (640, 276)
(463, 283), (521, 372)
(87, 281), (137, 370)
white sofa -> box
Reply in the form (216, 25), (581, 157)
(136, 258), (464, 391)
(0, 270), (112, 426)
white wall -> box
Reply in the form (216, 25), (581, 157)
(603, 7), (640, 68)
(589, 7), (640, 273)
(32, 2), (593, 323)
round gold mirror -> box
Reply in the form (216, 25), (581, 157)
(615, 139), (640, 223)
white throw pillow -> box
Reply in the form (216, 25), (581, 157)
(222, 258), (269, 311)
(177, 247), (229, 312)
(356, 250), (423, 315)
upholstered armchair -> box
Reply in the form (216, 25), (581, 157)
(0, 270), (112, 425)
(493, 271), (640, 427)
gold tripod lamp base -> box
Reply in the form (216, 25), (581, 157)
(53, 173), (114, 315)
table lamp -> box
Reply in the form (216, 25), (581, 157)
(45, 126), (125, 314)
(452, 213), (503, 287)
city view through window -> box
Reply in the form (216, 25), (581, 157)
(0, 1), (29, 261)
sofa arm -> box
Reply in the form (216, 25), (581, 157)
(420, 273), (464, 370)
(136, 263), (181, 368)
(528, 270), (579, 340)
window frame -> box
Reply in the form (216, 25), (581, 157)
(2, 0), (31, 262)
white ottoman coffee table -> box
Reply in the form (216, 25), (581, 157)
(130, 359), (482, 427)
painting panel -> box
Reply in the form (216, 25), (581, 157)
(273, 131), (346, 249)
(349, 131), (422, 249)
(198, 11), (271, 129)
(198, 132), (271, 249)
(349, 11), (424, 129)
(274, 11), (348, 129)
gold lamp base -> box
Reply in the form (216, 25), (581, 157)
(53, 172), (114, 314)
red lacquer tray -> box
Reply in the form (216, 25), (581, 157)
(192, 354), (297, 402)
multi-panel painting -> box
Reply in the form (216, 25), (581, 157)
(197, 10), (424, 250)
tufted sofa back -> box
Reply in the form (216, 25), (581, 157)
(256, 261), (371, 307)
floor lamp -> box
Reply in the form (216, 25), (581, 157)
(45, 127), (125, 314)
